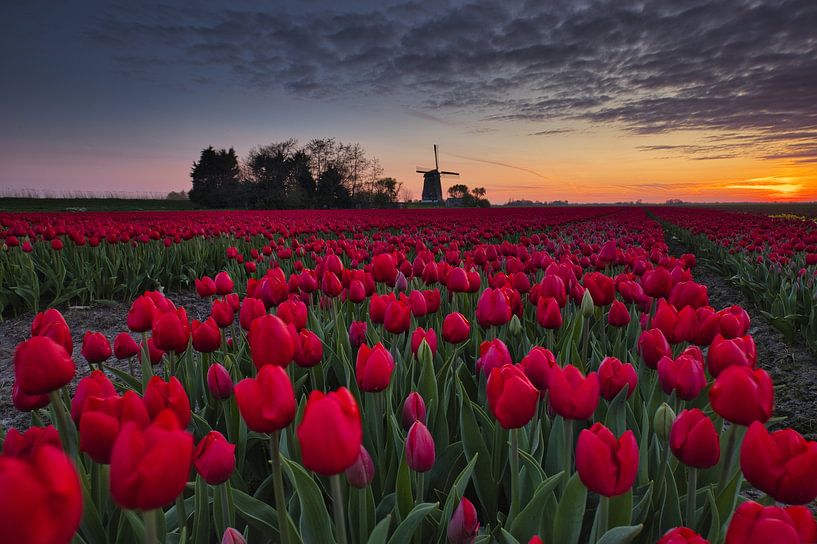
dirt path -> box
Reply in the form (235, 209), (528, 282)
(664, 231), (817, 440)
(0, 291), (211, 432)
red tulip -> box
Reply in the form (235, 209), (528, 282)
(239, 297), (266, 331)
(718, 305), (751, 339)
(349, 321), (367, 349)
(519, 346), (558, 392)
(297, 387), (362, 475)
(113, 332), (140, 360)
(487, 364), (539, 429)
(2, 425), (61, 458)
(345, 445), (375, 488)
(406, 421), (436, 472)
(402, 392), (427, 430)
(356, 342), (395, 392)
(234, 365), (296, 433)
(207, 363), (234, 400)
(222, 527), (248, 544)
(475, 338), (512, 375)
(372, 253), (397, 283)
(249, 314), (295, 369)
(211, 298), (235, 328)
(411, 327), (437, 356)
(0, 444), (82, 544)
(583, 272), (615, 306)
(536, 296), (563, 329)
(709, 366), (773, 425)
(653, 300), (681, 343)
(725, 500), (817, 544)
(384, 298), (411, 334)
(598, 356), (637, 400)
(143, 376), (191, 428)
(127, 295), (157, 332)
(658, 527), (709, 544)
(476, 287), (512, 327)
(12, 380), (49, 412)
(195, 276), (216, 297)
(79, 391), (150, 464)
(548, 364), (600, 420)
(294, 329), (323, 367)
(442, 312), (471, 343)
(448, 497), (480, 544)
(214, 271), (234, 295)
(192, 318), (222, 353)
(71, 369), (116, 423)
(576, 422), (638, 497)
(31, 308), (73, 354)
(110, 410), (194, 510)
(740, 422), (817, 504)
(321, 270), (343, 297)
(14, 336), (75, 395)
(607, 299), (631, 327)
(369, 293), (393, 324)
(706, 334), (756, 378)
(193, 431), (235, 485)
(670, 409), (720, 468)
(151, 307), (190, 354)
(81, 331), (111, 364)
(657, 347), (707, 401)
(638, 328), (672, 369)
(642, 267), (673, 298)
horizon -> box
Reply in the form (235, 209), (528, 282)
(2, 1), (816, 203)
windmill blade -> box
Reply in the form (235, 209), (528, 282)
(440, 171), (460, 176)
(416, 167), (432, 173)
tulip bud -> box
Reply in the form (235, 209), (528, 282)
(581, 289), (595, 317)
(344, 445), (375, 488)
(193, 431), (236, 485)
(448, 497), (479, 544)
(395, 271), (408, 292)
(222, 528), (247, 544)
(207, 363), (234, 400)
(402, 392), (427, 430)
(349, 321), (367, 349)
(406, 421), (436, 472)
(509, 314), (522, 337)
(654, 402), (676, 442)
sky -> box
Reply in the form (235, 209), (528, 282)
(1, 0), (816, 203)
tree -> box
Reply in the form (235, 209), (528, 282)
(316, 165), (352, 208)
(447, 184), (469, 199)
(189, 146), (241, 208)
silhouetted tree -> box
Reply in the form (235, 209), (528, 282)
(189, 146), (241, 208)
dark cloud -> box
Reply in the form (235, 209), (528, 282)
(87, 0), (817, 161)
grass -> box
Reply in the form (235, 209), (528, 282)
(0, 198), (200, 212)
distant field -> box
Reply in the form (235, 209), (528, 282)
(698, 201), (817, 217)
(0, 197), (199, 212)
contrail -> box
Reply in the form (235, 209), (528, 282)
(444, 152), (551, 181)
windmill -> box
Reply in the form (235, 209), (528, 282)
(417, 145), (459, 204)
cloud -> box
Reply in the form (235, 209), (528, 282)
(87, 0), (817, 161)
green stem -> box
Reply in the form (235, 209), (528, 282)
(718, 424), (738, 490)
(358, 487), (367, 541)
(176, 493), (187, 533)
(597, 495), (609, 542)
(564, 418), (574, 479)
(143, 509), (159, 544)
(48, 389), (74, 457)
(220, 483), (232, 531)
(686, 468), (698, 531)
(508, 428), (521, 525)
(655, 440), (670, 506)
(269, 432), (290, 544)
(416, 471), (425, 504)
(331, 474), (348, 544)
(141, 331), (152, 394)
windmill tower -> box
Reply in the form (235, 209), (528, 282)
(417, 145), (459, 204)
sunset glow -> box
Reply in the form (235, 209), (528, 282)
(2, 1), (815, 203)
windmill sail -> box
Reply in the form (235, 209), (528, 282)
(420, 145), (458, 204)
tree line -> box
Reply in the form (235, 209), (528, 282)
(189, 139), (404, 209)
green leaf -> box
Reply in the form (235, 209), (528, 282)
(456, 377), (496, 518)
(282, 458), (336, 544)
(552, 473), (587, 544)
(437, 453), (478, 544)
(232, 488), (279, 535)
(510, 472), (563, 540)
(387, 502), (440, 544)
(366, 515), (393, 544)
(395, 455), (414, 521)
(608, 489), (632, 528)
(597, 524), (643, 544)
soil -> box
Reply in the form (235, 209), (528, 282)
(664, 231), (817, 440)
(0, 291), (211, 432)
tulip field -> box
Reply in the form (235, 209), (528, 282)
(2, 206), (817, 544)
